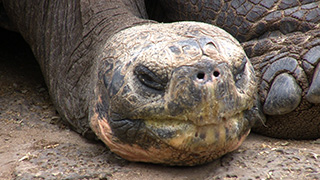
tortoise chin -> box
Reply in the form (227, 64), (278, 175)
(89, 22), (263, 166)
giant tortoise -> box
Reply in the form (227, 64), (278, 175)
(1, 0), (319, 166)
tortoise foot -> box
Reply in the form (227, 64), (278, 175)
(263, 73), (302, 115)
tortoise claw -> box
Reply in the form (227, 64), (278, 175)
(306, 63), (320, 104)
(263, 73), (302, 115)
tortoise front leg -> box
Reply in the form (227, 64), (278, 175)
(243, 29), (320, 139)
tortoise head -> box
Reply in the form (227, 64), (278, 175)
(90, 22), (263, 166)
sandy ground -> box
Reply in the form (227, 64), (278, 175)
(1, 29), (320, 180)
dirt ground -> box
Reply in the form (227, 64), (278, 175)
(1, 29), (320, 180)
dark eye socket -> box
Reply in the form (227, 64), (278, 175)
(134, 65), (166, 91)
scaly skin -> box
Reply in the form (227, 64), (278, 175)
(244, 29), (320, 139)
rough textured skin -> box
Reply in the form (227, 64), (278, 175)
(149, 0), (320, 139)
(89, 22), (261, 165)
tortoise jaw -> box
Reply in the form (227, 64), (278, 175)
(89, 109), (253, 166)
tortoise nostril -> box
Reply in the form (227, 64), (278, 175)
(197, 72), (205, 80)
(213, 70), (220, 77)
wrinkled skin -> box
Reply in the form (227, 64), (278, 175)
(0, 0), (319, 166)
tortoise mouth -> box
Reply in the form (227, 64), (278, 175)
(90, 112), (251, 166)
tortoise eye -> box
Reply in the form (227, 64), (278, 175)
(134, 65), (166, 91)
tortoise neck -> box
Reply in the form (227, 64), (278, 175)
(81, 0), (155, 42)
